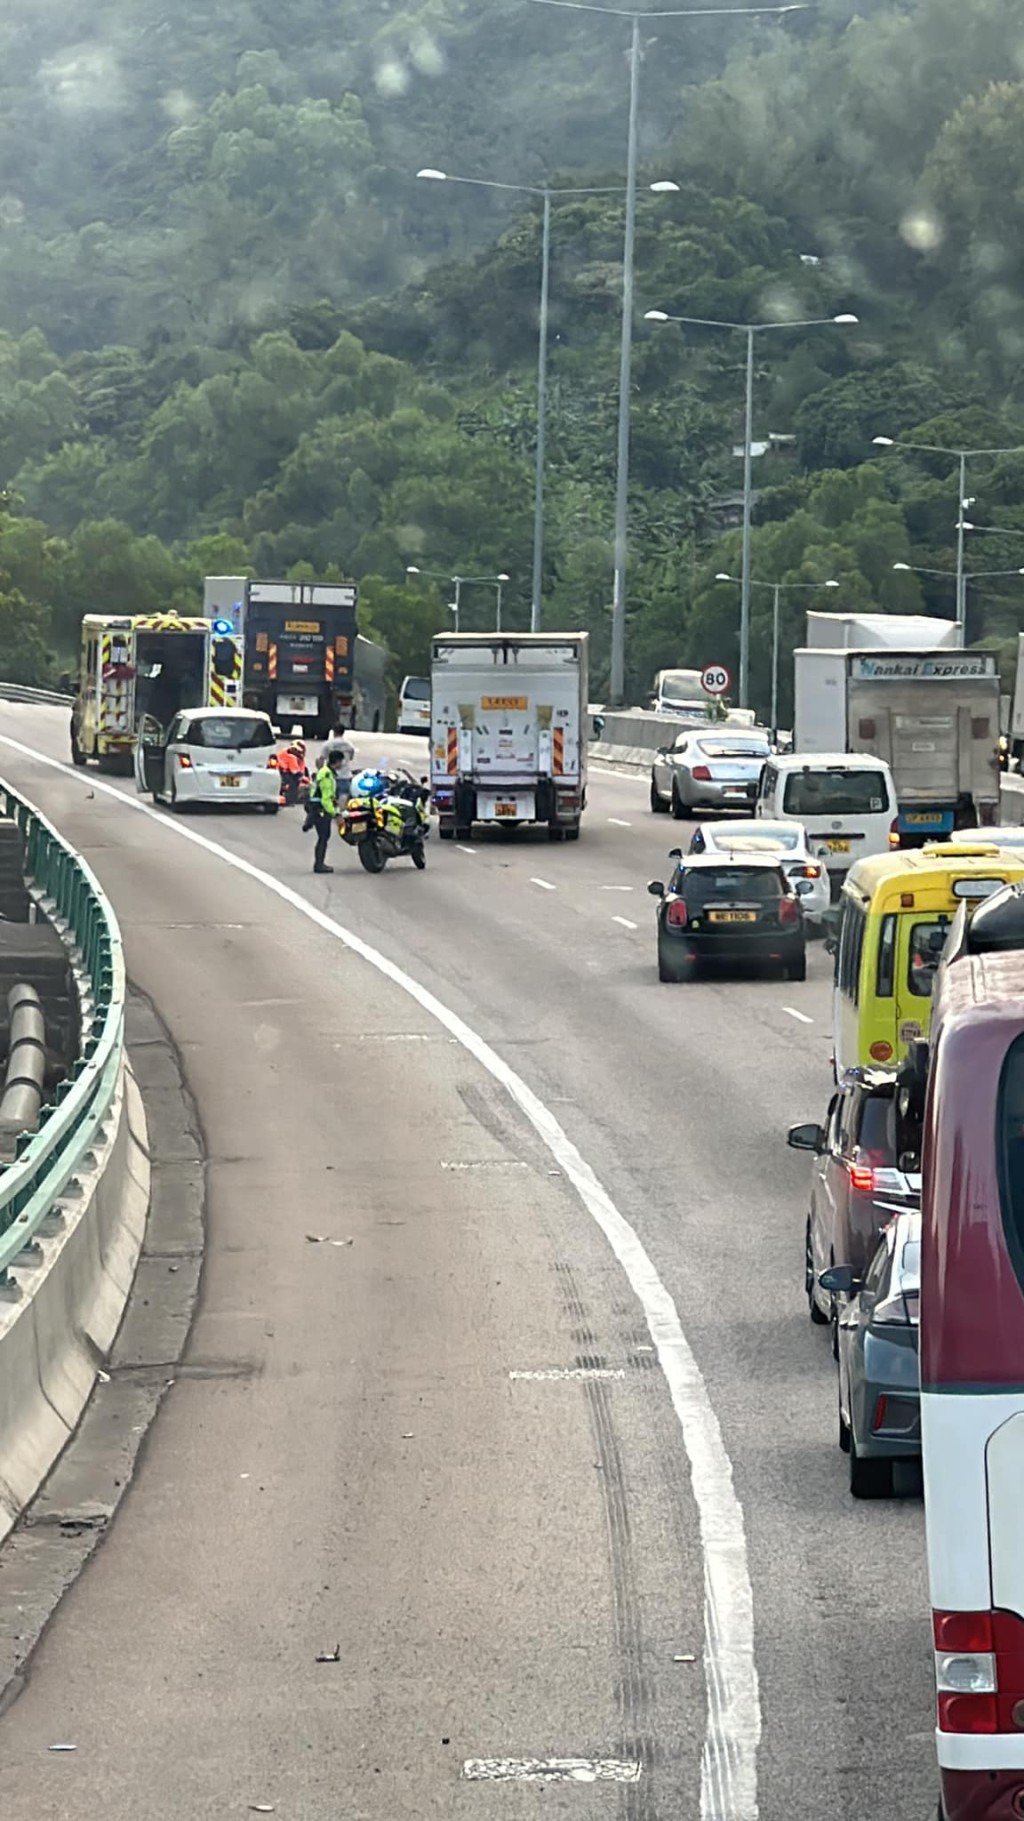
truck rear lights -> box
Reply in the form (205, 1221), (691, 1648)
(938, 1692), (998, 1734)
(934, 1613), (1024, 1730)
(666, 901), (689, 928)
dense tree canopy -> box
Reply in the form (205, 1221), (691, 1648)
(0, 0), (1023, 708)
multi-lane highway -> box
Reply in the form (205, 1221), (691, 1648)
(0, 704), (933, 1820)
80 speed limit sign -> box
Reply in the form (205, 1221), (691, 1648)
(701, 663), (731, 696)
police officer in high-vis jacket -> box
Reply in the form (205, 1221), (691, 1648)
(308, 750), (346, 874)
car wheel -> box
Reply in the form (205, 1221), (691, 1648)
(838, 1403), (851, 1455)
(650, 776), (668, 814)
(849, 1436), (893, 1499)
(785, 950), (807, 982)
(71, 728), (87, 768)
(262, 803), (279, 815)
(670, 780), (688, 821)
(806, 1222), (828, 1324)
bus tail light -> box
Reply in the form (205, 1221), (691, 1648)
(666, 900), (689, 929)
(935, 1612), (1024, 1733)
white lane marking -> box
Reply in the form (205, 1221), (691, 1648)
(529, 876), (556, 891)
(607, 817), (632, 827)
(0, 729), (762, 1821)
(600, 884), (634, 892)
(611, 915), (638, 931)
(782, 1006), (813, 1025)
(462, 1759), (641, 1783)
(456, 844), (476, 855)
(509, 1367), (627, 1381)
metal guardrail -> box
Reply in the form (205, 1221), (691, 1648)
(0, 683), (74, 707)
(0, 780), (125, 1280)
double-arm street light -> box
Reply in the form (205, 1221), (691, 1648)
(406, 565), (511, 632)
(530, 0), (811, 707)
(715, 572), (839, 728)
(417, 169), (673, 635)
(892, 560), (1024, 640)
(874, 436), (1024, 629)
(649, 308), (857, 708)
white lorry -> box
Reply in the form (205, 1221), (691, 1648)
(794, 613), (1001, 840)
(431, 633), (589, 840)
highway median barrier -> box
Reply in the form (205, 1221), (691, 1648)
(0, 778), (148, 1545)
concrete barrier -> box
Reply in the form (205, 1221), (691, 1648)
(0, 777), (147, 1544)
(0, 1062), (148, 1542)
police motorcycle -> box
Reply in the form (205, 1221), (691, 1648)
(340, 764), (430, 873)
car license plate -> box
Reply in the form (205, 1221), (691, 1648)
(495, 801), (518, 818)
(348, 819), (368, 836)
(826, 838), (850, 853)
(219, 775), (241, 788)
(709, 910), (756, 923)
(904, 813), (944, 827)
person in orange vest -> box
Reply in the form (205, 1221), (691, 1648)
(278, 727), (308, 806)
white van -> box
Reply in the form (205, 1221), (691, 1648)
(397, 675), (430, 734)
(755, 752), (898, 895)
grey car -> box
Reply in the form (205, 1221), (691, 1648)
(820, 1210), (921, 1499)
(650, 730), (771, 819)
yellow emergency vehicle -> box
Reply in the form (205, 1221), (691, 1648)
(71, 613), (243, 773)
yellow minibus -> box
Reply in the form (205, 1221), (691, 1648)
(832, 844), (1024, 1077)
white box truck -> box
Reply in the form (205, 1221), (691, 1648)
(793, 646), (1001, 839)
(805, 611), (963, 651)
(431, 633), (589, 840)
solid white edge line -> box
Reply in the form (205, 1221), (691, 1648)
(782, 1006), (813, 1025)
(529, 876), (556, 891)
(0, 728), (762, 1821)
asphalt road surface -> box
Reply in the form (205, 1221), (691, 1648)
(0, 706), (934, 1821)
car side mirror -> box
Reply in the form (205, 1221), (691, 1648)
(819, 1264), (860, 1296)
(795, 879), (813, 895)
(898, 1151), (920, 1174)
(787, 1122), (826, 1154)
(647, 880), (665, 897)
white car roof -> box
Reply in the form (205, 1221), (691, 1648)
(177, 705), (273, 722)
(705, 818), (805, 844)
(771, 750), (891, 771)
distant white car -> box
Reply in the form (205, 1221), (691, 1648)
(397, 675), (431, 735)
(650, 728), (771, 817)
(687, 817), (830, 927)
(135, 706), (281, 812)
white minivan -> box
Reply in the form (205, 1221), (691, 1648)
(755, 751), (898, 895)
(397, 675), (430, 734)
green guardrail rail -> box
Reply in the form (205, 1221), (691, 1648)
(0, 779), (125, 1282)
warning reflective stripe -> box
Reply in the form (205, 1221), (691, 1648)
(553, 727), (565, 775)
(446, 727), (458, 774)
(268, 643), (277, 680)
(325, 646), (335, 682)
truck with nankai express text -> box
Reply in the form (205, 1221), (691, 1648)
(430, 632), (589, 840)
(202, 576), (387, 737)
(71, 613), (243, 773)
(794, 613), (1001, 839)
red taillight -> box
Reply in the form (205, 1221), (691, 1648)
(870, 1395), (887, 1432)
(796, 863), (821, 879)
(177, 753), (192, 770)
(934, 1612), (1024, 1731)
(778, 898), (799, 925)
(889, 817), (901, 848)
(848, 1164), (875, 1193)
(938, 1693), (998, 1734)
(691, 765), (712, 781)
(267, 754), (279, 770)
(666, 900), (688, 928)
(869, 1039), (894, 1062)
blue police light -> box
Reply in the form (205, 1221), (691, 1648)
(212, 618), (233, 635)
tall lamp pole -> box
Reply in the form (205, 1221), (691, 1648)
(649, 308), (857, 707)
(530, 0), (811, 705)
(874, 437), (1024, 632)
(406, 565), (510, 634)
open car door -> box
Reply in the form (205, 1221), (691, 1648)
(135, 713), (168, 798)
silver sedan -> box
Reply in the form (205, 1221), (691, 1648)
(650, 730), (771, 819)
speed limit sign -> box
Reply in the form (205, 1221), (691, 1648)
(701, 663), (731, 696)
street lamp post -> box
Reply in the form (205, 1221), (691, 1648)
(406, 565), (511, 634)
(649, 308), (858, 708)
(715, 572), (839, 728)
(417, 168), (654, 635)
(892, 560), (1024, 641)
(530, 0), (810, 708)
(874, 437), (1024, 630)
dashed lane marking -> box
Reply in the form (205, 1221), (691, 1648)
(782, 1006), (813, 1025)
(611, 916), (638, 931)
(0, 728), (764, 1821)
(600, 884), (634, 892)
(529, 876), (556, 891)
(462, 1758), (642, 1783)
(457, 844), (476, 855)
(607, 817), (633, 827)
(509, 1368), (627, 1381)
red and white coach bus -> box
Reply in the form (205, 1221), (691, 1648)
(921, 890), (1024, 1820)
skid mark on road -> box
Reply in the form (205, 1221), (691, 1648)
(0, 731), (764, 1821)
